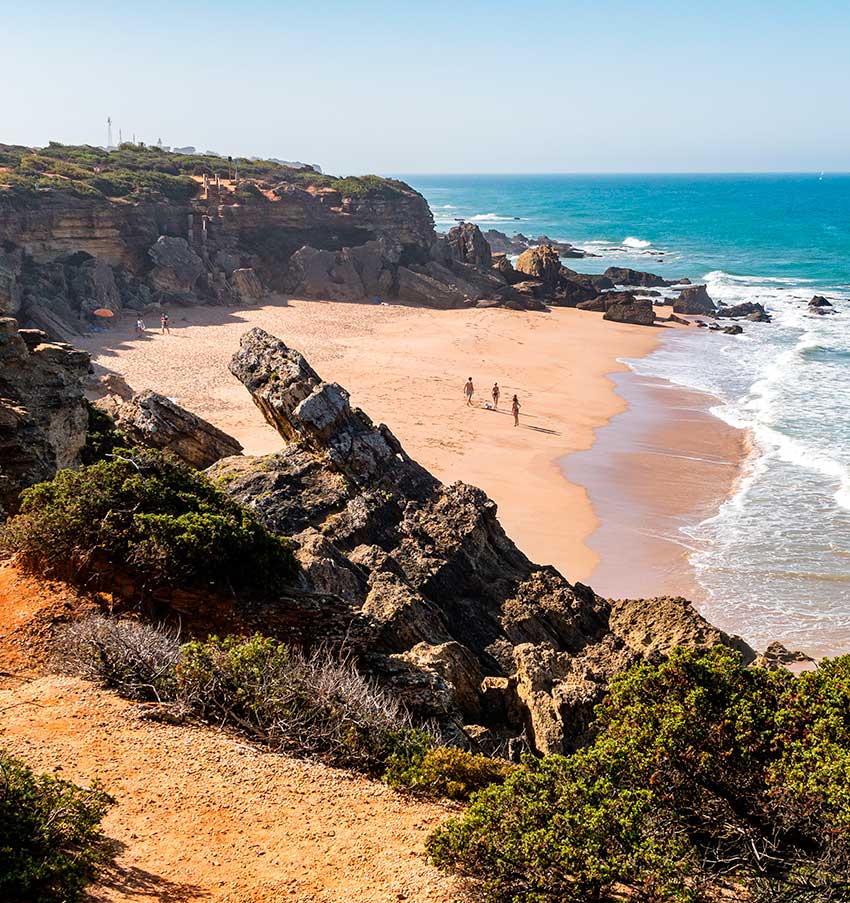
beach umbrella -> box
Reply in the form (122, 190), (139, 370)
(92, 308), (114, 318)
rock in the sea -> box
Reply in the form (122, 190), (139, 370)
(808, 295), (835, 314)
(515, 245), (562, 291)
(673, 284), (717, 316)
(717, 301), (768, 319)
(0, 317), (89, 518)
(747, 309), (772, 323)
(107, 389), (243, 469)
(603, 267), (670, 288)
(147, 237), (205, 298)
(721, 324), (744, 335)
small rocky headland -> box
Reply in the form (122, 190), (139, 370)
(0, 143), (848, 903)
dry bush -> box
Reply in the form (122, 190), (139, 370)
(53, 615), (181, 701)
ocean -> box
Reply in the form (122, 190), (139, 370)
(401, 174), (850, 657)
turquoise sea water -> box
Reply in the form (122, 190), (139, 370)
(402, 174), (850, 656)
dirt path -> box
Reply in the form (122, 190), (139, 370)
(0, 565), (467, 902)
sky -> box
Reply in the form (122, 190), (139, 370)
(4, 0), (850, 175)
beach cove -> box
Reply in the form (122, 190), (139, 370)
(79, 297), (745, 600)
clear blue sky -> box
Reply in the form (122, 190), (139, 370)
(6, 0), (849, 174)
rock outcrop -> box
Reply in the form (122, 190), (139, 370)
(717, 301), (768, 320)
(673, 284), (717, 316)
(515, 245), (562, 291)
(230, 268), (265, 302)
(202, 328), (754, 753)
(443, 223), (491, 269)
(104, 389), (243, 469)
(603, 267), (669, 288)
(602, 296), (656, 326)
(147, 237), (206, 299)
(0, 318), (89, 518)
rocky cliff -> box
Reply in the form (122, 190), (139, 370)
(200, 328), (755, 754)
(0, 144), (440, 338)
(0, 318), (90, 518)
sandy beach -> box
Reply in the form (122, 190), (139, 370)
(78, 297), (741, 591)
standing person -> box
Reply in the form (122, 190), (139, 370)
(464, 377), (475, 406)
(136, 316), (145, 336)
(492, 382), (500, 409)
(512, 394), (521, 427)
(160, 312), (170, 334)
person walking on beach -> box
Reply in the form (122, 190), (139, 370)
(160, 312), (170, 334)
(464, 377), (475, 406)
(492, 382), (500, 409)
(512, 394), (521, 427)
(135, 317), (145, 336)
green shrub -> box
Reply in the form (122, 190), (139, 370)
(428, 646), (850, 903)
(0, 750), (113, 903)
(1, 448), (298, 598)
(79, 401), (124, 465)
(386, 745), (513, 801)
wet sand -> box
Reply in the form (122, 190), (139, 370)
(78, 296), (742, 591)
(565, 372), (750, 601)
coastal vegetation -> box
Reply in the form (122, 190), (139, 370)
(428, 646), (850, 903)
(0, 750), (113, 903)
(0, 141), (408, 204)
(54, 616), (495, 790)
(0, 448), (298, 598)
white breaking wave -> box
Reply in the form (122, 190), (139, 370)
(469, 212), (522, 223)
(622, 236), (652, 249)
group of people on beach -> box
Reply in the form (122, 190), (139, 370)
(464, 377), (521, 426)
(135, 313), (170, 336)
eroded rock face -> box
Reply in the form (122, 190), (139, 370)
(0, 317), (89, 518)
(230, 268), (265, 302)
(206, 328), (755, 753)
(147, 237), (205, 298)
(673, 284), (717, 316)
(515, 245), (562, 291)
(106, 389), (243, 469)
(444, 223), (492, 269)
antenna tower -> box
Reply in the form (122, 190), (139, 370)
(107, 116), (113, 149)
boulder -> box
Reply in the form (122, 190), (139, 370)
(230, 268), (265, 302)
(747, 309), (772, 323)
(673, 284), (716, 316)
(576, 290), (638, 313)
(603, 297), (655, 326)
(147, 237), (205, 297)
(395, 266), (468, 309)
(603, 267), (669, 288)
(809, 295), (832, 308)
(0, 317), (90, 518)
(717, 301), (767, 319)
(515, 245), (562, 291)
(668, 314), (691, 325)
(445, 223), (492, 269)
(491, 254), (524, 285)
(721, 324), (744, 335)
(108, 389), (243, 468)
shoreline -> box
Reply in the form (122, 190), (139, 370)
(564, 369), (750, 603)
(76, 297), (729, 590)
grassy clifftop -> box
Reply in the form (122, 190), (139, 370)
(0, 141), (410, 205)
